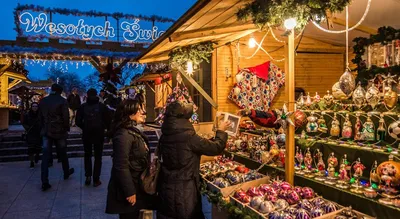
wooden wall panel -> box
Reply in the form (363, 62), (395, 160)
(214, 31), (346, 114)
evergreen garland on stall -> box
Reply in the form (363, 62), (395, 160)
(168, 41), (214, 68)
(236, 0), (351, 30)
(352, 26), (400, 85)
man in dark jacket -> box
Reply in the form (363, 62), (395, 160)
(157, 101), (230, 219)
(76, 88), (111, 187)
(67, 87), (81, 127)
(39, 84), (74, 191)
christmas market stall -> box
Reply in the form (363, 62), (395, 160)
(136, 0), (400, 218)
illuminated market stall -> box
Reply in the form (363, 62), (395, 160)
(136, 0), (400, 218)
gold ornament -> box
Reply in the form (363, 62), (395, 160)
(330, 113), (341, 137)
(323, 90), (334, 106)
(384, 87), (398, 109)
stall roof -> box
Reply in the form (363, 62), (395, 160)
(137, 0), (400, 63)
(137, 0), (258, 63)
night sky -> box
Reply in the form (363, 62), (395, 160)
(0, 0), (196, 80)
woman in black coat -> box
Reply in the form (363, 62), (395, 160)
(105, 99), (156, 219)
(22, 102), (42, 168)
(157, 101), (230, 219)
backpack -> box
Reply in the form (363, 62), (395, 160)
(83, 103), (103, 131)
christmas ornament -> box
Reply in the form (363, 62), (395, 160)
(294, 110), (307, 128)
(295, 148), (304, 174)
(259, 184), (274, 194)
(324, 202), (337, 213)
(311, 197), (326, 208)
(377, 114), (386, 141)
(306, 112), (318, 133)
(247, 187), (263, 197)
(330, 113), (341, 137)
(298, 199), (313, 212)
(332, 82), (349, 100)
(275, 104), (294, 130)
(259, 201), (275, 213)
(337, 155), (350, 189)
(295, 209), (311, 219)
(352, 82), (366, 109)
(303, 148), (313, 176)
(280, 181), (292, 191)
(275, 199), (289, 210)
(315, 149), (326, 181)
(384, 86), (398, 109)
(297, 93), (305, 108)
(317, 115), (328, 133)
(314, 92), (321, 103)
(323, 90), (334, 106)
(250, 196), (264, 210)
(285, 207), (298, 215)
(354, 113), (362, 141)
(305, 92), (313, 107)
(301, 187), (315, 199)
(361, 114), (375, 141)
(377, 155), (400, 201)
(286, 190), (300, 205)
(234, 189), (247, 200)
(326, 153), (338, 182)
(339, 70), (356, 96)
(236, 72), (244, 83)
(366, 83), (380, 109)
(310, 208), (325, 218)
(351, 158), (366, 194)
(388, 116), (400, 140)
(277, 127), (286, 147)
(341, 114), (353, 139)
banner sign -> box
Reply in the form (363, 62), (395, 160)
(14, 4), (174, 44)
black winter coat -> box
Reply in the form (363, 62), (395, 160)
(39, 93), (70, 139)
(22, 110), (42, 146)
(67, 94), (81, 110)
(75, 96), (111, 140)
(106, 122), (156, 216)
(157, 117), (228, 219)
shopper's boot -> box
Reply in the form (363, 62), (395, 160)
(85, 176), (91, 186)
(64, 168), (75, 180)
(42, 183), (52, 191)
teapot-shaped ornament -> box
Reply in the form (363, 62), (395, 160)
(361, 114), (375, 141)
(330, 113), (341, 137)
(342, 114), (353, 139)
(306, 112), (318, 133)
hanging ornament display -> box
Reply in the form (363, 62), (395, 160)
(388, 116), (400, 140)
(306, 112), (318, 133)
(323, 90), (334, 106)
(339, 70), (356, 97)
(274, 104), (294, 130)
(361, 114), (375, 141)
(341, 114), (353, 139)
(317, 115), (328, 133)
(297, 92), (305, 108)
(354, 113), (363, 141)
(366, 82), (380, 109)
(294, 110), (307, 128)
(352, 82), (366, 109)
(305, 92), (313, 107)
(314, 92), (321, 103)
(332, 82), (350, 100)
(377, 114), (386, 141)
(330, 113), (341, 137)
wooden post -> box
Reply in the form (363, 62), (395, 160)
(285, 31), (295, 185)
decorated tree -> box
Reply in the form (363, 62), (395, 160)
(99, 62), (122, 111)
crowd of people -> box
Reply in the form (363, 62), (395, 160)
(22, 83), (232, 219)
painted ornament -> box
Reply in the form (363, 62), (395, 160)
(301, 187), (315, 199)
(317, 115), (328, 133)
(305, 92), (313, 107)
(377, 114), (386, 141)
(365, 83), (380, 109)
(275, 199), (289, 210)
(361, 115), (375, 141)
(259, 201), (275, 214)
(327, 153), (339, 178)
(295, 208), (311, 219)
(304, 148), (313, 171)
(352, 82), (366, 109)
(388, 117), (400, 140)
(306, 112), (318, 133)
(354, 113), (362, 141)
(324, 202), (337, 213)
(314, 92), (321, 103)
(311, 208), (325, 218)
(275, 104), (294, 130)
(250, 196), (265, 210)
(298, 199), (313, 212)
(339, 70), (356, 96)
(323, 90), (334, 106)
(332, 82), (350, 100)
(294, 110), (307, 128)
(341, 114), (353, 139)
(330, 113), (341, 137)
(286, 190), (300, 205)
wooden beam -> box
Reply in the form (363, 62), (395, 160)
(177, 66), (218, 108)
(0, 62), (11, 76)
(89, 56), (104, 73)
(332, 17), (377, 34)
(169, 23), (257, 42)
(285, 31), (295, 185)
(8, 79), (22, 90)
(145, 81), (156, 93)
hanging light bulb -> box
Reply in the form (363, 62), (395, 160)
(186, 61), (193, 76)
(284, 18), (297, 30)
(248, 37), (256, 48)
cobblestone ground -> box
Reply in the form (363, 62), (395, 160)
(0, 157), (212, 219)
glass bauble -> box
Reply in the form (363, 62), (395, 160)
(352, 83), (366, 108)
(388, 118), (400, 140)
(297, 93), (305, 108)
(294, 110), (306, 127)
(361, 115), (375, 141)
(323, 90), (334, 106)
(305, 92), (312, 106)
(365, 84), (380, 108)
(259, 200), (275, 214)
(314, 92), (321, 103)
(384, 88), (398, 109)
(339, 70), (356, 96)
(306, 113), (318, 133)
(342, 114), (353, 139)
(332, 82), (349, 100)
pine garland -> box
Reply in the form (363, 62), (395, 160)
(236, 0), (351, 30)
(168, 41), (214, 68)
(352, 26), (400, 85)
